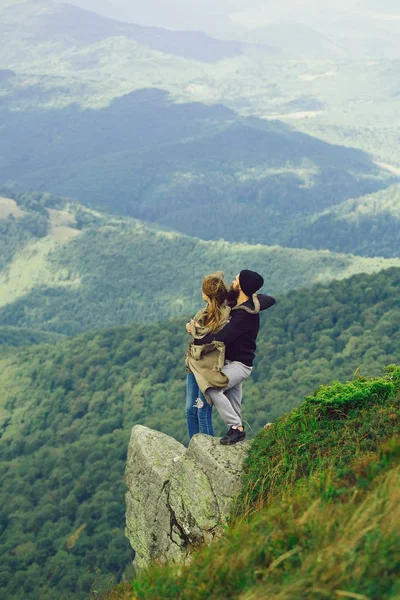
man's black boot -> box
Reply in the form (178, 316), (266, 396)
(220, 427), (246, 445)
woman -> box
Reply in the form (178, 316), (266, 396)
(185, 272), (230, 440)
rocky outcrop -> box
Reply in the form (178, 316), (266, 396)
(125, 425), (250, 572)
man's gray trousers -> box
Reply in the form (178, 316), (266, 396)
(206, 360), (252, 428)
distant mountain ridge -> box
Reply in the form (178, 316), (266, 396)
(48, 0), (400, 59)
(0, 0), (277, 63)
(241, 22), (347, 60)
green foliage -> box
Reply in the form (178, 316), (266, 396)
(0, 213), (48, 269)
(0, 326), (63, 347)
(0, 268), (399, 598)
(0, 188), (64, 270)
(0, 187), (72, 212)
(305, 376), (396, 410)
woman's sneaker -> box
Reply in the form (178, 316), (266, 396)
(220, 427), (246, 445)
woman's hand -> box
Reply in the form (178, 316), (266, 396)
(186, 320), (200, 334)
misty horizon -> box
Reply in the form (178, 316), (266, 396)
(52, 0), (400, 34)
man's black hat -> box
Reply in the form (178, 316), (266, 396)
(239, 270), (264, 296)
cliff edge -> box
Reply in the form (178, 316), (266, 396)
(125, 425), (249, 571)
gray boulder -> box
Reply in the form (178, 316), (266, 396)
(125, 425), (249, 572)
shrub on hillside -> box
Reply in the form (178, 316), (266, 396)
(240, 365), (400, 509)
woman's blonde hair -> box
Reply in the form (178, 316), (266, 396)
(202, 271), (228, 331)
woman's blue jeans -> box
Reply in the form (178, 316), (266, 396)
(186, 372), (214, 440)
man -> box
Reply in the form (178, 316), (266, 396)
(196, 270), (276, 445)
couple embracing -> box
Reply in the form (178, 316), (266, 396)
(185, 270), (276, 446)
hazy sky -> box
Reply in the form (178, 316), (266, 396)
(57, 0), (243, 31)
(56, 0), (400, 33)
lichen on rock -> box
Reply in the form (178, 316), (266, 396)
(125, 425), (249, 571)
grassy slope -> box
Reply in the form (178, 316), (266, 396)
(108, 366), (400, 600)
(0, 268), (399, 599)
(0, 196), (81, 307)
(1, 197), (400, 333)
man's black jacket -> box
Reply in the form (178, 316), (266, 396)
(195, 293), (276, 367)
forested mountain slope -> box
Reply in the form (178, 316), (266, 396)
(279, 184), (400, 258)
(0, 88), (396, 246)
(0, 326), (63, 348)
(0, 267), (399, 599)
(1, 191), (399, 335)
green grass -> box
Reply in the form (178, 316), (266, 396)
(105, 366), (400, 600)
(240, 365), (400, 509)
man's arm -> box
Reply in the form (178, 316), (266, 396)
(198, 312), (250, 346)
